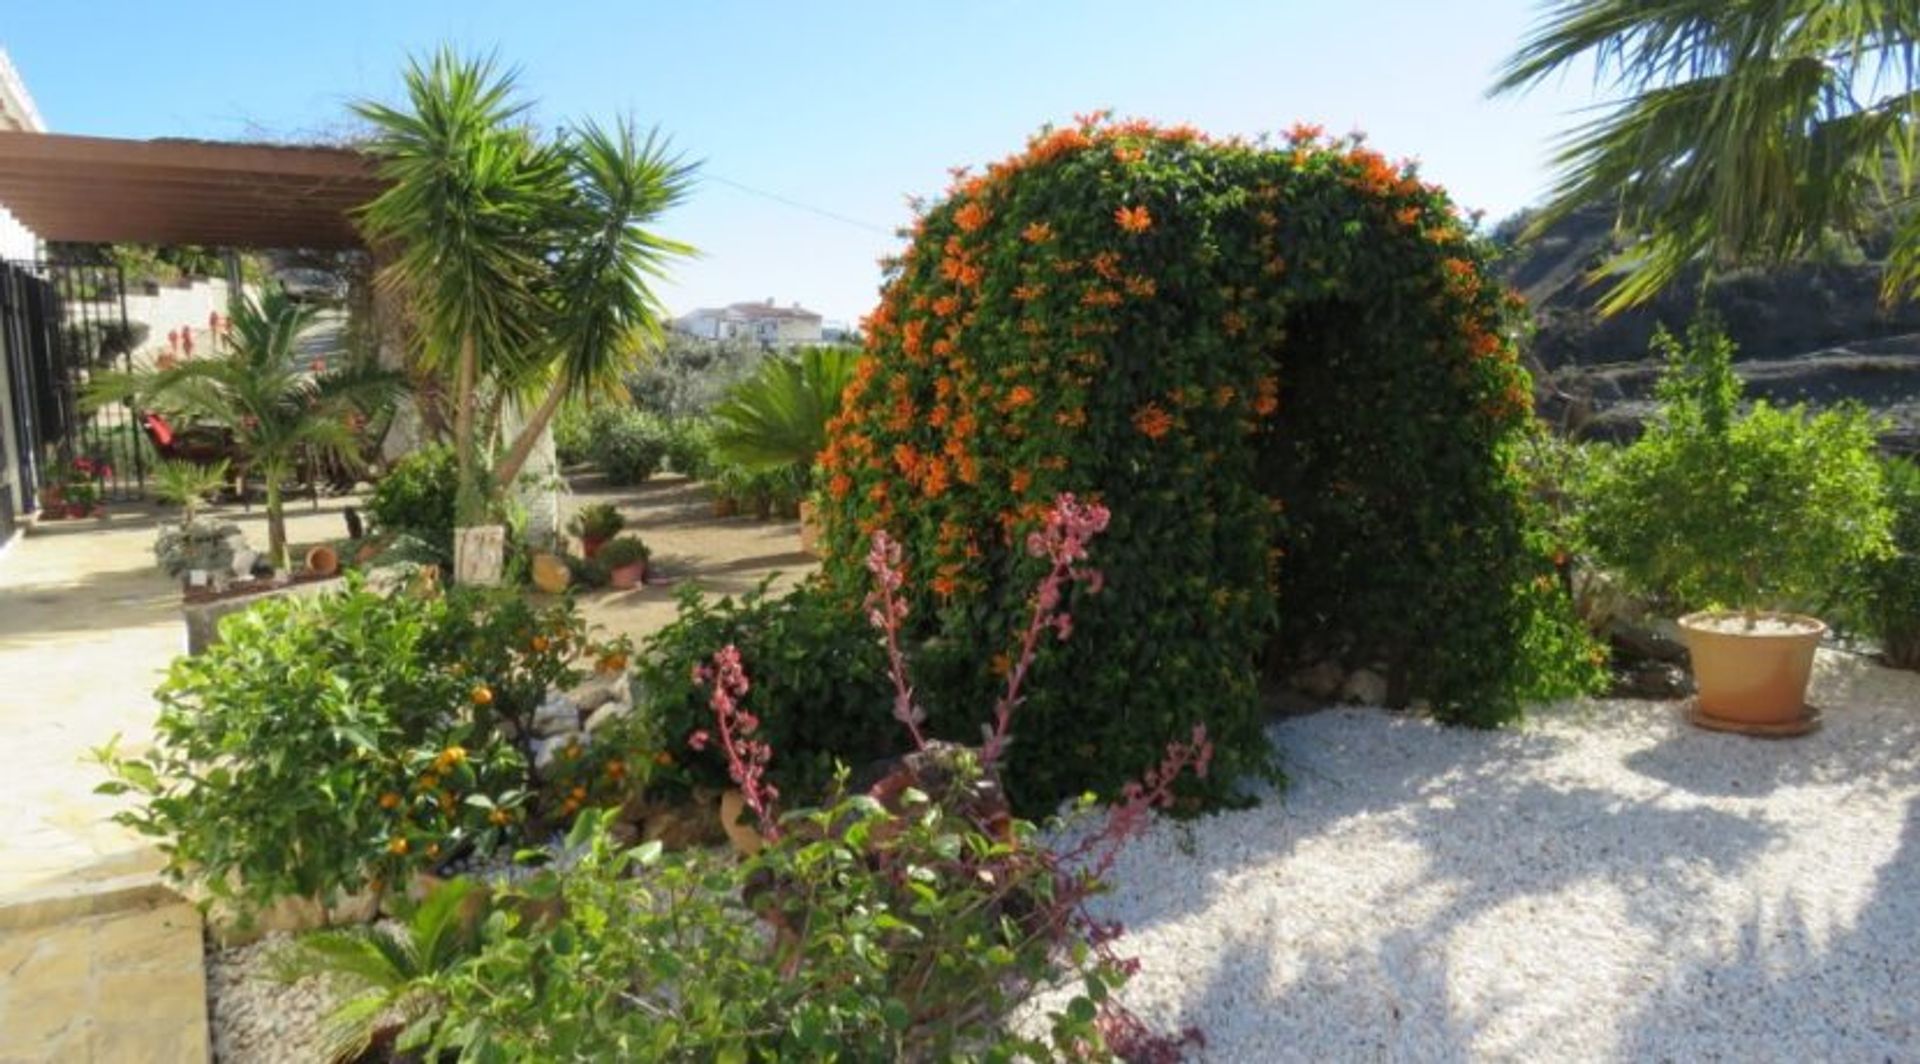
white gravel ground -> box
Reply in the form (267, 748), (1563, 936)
(1086, 650), (1920, 1062)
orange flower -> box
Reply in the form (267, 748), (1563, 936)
(829, 472), (853, 499)
(1022, 221), (1055, 244)
(1012, 283), (1046, 302)
(893, 443), (922, 478)
(1080, 287), (1123, 309)
(1010, 469), (1033, 494)
(923, 458), (951, 498)
(378, 791), (402, 810)
(653, 751), (674, 767)
(1214, 385), (1237, 408)
(1114, 204), (1153, 233)
(1133, 403), (1175, 440)
(1254, 376), (1281, 416)
(1005, 385), (1035, 409)
(1395, 206), (1422, 228)
(1124, 275), (1158, 299)
(1286, 122), (1325, 145)
(932, 295), (961, 317)
(953, 200), (990, 233)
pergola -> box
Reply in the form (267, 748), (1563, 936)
(0, 130), (381, 249)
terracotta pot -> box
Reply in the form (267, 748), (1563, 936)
(799, 500), (822, 556)
(304, 543), (340, 577)
(581, 534), (608, 560)
(1679, 610), (1825, 730)
(608, 560), (647, 590)
(712, 496), (739, 518)
(530, 551), (572, 594)
(719, 789), (764, 856)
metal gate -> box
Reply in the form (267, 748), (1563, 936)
(0, 259), (147, 507)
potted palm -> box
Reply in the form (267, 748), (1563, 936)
(567, 502), (625, 560)
(597, 535), (651, 590)
(1582, 321), (1893, 733)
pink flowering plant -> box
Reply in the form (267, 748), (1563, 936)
(676, 493), (1210, 1059)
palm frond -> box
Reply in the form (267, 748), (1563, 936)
(711, 345), (862, 471)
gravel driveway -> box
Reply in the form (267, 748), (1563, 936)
(1089, 650), (1920, 1062)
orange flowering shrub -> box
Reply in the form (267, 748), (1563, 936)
(818, 116), (1601, 809)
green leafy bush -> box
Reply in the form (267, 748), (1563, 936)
(660, 416), (717, 479)
(565, 501), (624, 542)
(551, 402), (595, 466)
(366, 444), (459, 558)
(97, 583), (631, 916)
(1582, 320), (1892, 615)
(818, 117), (1598, 810)
(586, 408), (670, 485)
(96, 585), (533, 914)
(637, 581), (893, 803)
(595, 535), (651, 569)
(1861, 457), (1920, 668)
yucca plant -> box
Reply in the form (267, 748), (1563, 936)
(355, 50), (695, 581)
(710, 345), (862, 474)
(269, 878), (492, 1063)
(1492, 0), (1920, 312)
(89, 290), (402, 568)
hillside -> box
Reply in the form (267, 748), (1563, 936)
(1498, 204), (1920, 454)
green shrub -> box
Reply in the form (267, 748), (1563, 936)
(565, 501), (624, 542)
(96, 585), (533, 914)
(367, 444), (459, 557)
(96, 583), (631, 916)
(1862, 457), (1920, 668)
(661, 417), (718, 479)
(818, 118), (1599, 810)
(637, 581), (893, 803)
(551, 402), (595, 466)
(586, 408), (670, 486)
(1582, 321), (1892, 615)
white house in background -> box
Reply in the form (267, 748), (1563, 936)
(674, 298), (825, 346)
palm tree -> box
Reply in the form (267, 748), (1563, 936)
(353, 49), (565, 530)
(1492, 0), (1920, 312)
(90, 290), (402, 568)
(711, 344), (862, 472)
(354, 50), (694, 579)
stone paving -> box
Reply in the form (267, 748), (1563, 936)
(0, 475), (813, 1062)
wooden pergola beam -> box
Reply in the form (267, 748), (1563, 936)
(0, 130), (385, 251)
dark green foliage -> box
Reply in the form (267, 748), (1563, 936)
(595, 535), (650, 569)
(660, 417), (717, 479)
(1581, 321), (1893, 613)
(1864, 457), (1920, 668)
(637, 581), (893, 802)
(366, 445), (460, 558)
(585, 407), (670, 485)
(819, 119), (1603, 811)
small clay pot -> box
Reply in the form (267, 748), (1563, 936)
(304, 543), (340, 577)
(608, 560), (647, 590)
(581, 534), (608, 560)
(713, 496), (739, 518)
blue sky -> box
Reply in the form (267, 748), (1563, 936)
(4, 1), (1600, 324)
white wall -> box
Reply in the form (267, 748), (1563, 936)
(0, 205), (36, 262)
(121, 278), (249, 364)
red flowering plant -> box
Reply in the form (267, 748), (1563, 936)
(818, 116), (1603, 811)
(689, 493), (1209, 1060)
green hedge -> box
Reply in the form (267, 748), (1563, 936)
(816, 118), (1602, 810)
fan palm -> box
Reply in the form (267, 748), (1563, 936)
(355, 51), (694, 570)
(89, 290), (402, 567)
(1492, 0), (1920, 313)
(269, 878), (490, 1063)
(711, 345), (863, 473)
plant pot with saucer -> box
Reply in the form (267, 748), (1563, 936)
(597, 535), (651, 591)
(1580, 320), (1896, 737)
